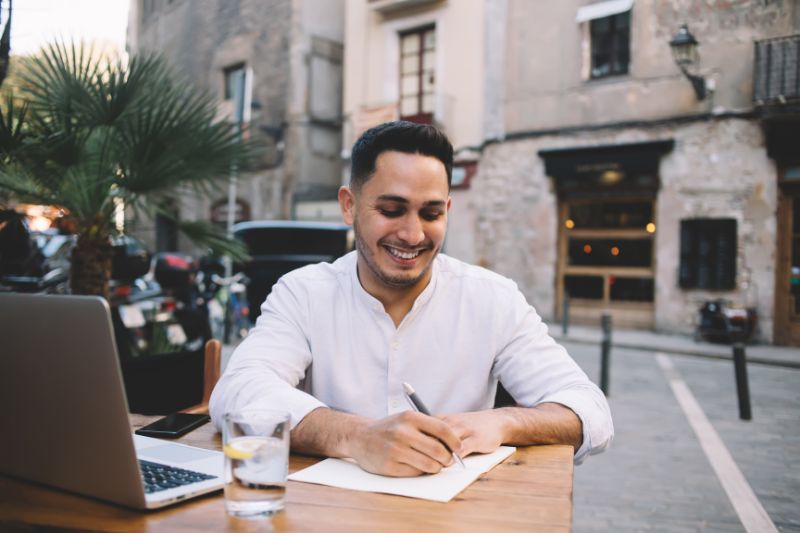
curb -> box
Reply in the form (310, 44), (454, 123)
(554, 336), (800, 369)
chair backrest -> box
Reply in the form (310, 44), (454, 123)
(121, 339), (221, 415)
(184, 339), (221, 415)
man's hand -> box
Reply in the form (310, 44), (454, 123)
(349, 411), (462, 477)
(442, 403), (584, 456)
(439, 410), (509, 457)
(290, 408), (463, 477)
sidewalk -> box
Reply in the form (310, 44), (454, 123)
(547, 322), (800, 368)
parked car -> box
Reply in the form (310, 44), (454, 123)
(232, 220), (353, 321)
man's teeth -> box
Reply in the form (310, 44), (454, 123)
(387, 247), (420, 259)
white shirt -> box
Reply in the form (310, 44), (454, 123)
(210, 251), (613, 463)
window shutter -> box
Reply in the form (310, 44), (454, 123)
(679, 220), (695, 288)
(679, 218), (737, 290)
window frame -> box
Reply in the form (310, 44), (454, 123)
(398, 24), (436, 124)
(223, 63), (247, 101)
(589, 11), (631, 79)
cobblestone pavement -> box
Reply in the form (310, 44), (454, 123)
(566, 341), (800, 532)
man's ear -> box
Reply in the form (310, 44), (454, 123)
(338, 186), (356, 225)
(446, 196), (452, 212)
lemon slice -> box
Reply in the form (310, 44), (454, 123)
(224, 436), (266, 460)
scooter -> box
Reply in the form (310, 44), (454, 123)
(152, 252), (211, 351)
(695, 299), (757, 344)
(0, 209), (69, 294)
(110, 238), (196, 358)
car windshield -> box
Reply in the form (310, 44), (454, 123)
(236, 227), (350, 257)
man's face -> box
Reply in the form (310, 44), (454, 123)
(339, 150), (451, 296)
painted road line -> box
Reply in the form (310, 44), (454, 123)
(655, 353), (778, 533)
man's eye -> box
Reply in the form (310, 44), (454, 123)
(380, 209), (404, 218)
(421, 211), (443, 221)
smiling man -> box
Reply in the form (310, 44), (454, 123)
(210, 121), (613, 476)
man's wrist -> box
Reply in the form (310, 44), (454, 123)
(338, 414), (368, 458)
(492, 407), (517, 444)
(292, 407), (370, 459)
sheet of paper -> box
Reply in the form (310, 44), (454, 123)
(288, 446), (516, 502)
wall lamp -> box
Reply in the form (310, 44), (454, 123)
(669, 24), (708, 100)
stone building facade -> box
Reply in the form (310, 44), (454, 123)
(344, 0), (800, 344)
(126, 0), (345, 251)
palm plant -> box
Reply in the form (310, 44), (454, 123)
(0, 42), (251, 299)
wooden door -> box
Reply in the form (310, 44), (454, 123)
(774, 188), (800, 345)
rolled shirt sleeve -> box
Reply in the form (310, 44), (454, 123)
(209, 274), (326, 431)
(492, 288), (614, 463)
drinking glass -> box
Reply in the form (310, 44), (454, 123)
(223, 409), (290, 518)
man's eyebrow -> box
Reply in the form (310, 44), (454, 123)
(376, 194), (408, 203)
(375, 195), (446, 207)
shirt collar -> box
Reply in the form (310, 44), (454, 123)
(348, 251), (440, 313)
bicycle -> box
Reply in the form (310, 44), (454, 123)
(208, 271), (251, 344)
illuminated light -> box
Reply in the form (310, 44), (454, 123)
(646, 222), (656, 233)
(599, 170), (624, 184)
(611, 246), (620, 256)
(583, 244), (592, 254)
(29, 216), (52, 232)
(565, 219), (575, 229)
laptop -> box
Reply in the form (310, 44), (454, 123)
(0, 293), (224, 509)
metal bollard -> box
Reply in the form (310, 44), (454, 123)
(732, 342), (752, 420)
(562, 293), (570, 336)
(600, 312), (612, 396)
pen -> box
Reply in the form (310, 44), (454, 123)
(402, 382), (466, 469)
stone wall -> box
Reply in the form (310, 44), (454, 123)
(473, 117), (777, 341)
(504, 0), (798, 132)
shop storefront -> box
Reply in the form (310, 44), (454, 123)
(540, 140), (674, 328)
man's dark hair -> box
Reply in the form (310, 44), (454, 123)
(350, 121), (454, 191)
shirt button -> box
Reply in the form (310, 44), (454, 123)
(390, 399), (400, 408)
(391, 341), (399, 350)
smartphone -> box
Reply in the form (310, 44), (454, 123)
(135, 413), (210, 439)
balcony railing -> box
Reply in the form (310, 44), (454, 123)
(369, 0), (441, 14)
(753, 34), (800, 105)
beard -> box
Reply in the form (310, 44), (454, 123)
(353, 216), (439, 289)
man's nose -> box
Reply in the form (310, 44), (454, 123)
(397, 215), (425, 245)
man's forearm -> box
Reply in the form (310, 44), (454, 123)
(290, 407), (369, 458)
(290, 407), (465, 476)
(497, 402), (584, 451)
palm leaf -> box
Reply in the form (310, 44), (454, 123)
(0, 42), (256, 296)
(0, 94), (29, 160)
(177, 220), (250, 262)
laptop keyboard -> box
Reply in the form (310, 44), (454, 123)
(139, 459), (217, 494)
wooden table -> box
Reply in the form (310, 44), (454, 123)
(0, 414), (574, 532)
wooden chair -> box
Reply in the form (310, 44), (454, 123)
(181, 339), (222, 415)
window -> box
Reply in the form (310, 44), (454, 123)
(223, 64), (246, 101)
(561, 199), (656, 309)
(223, 64), (248, 125)
(679, 219), (737, 290)
(590, 11), (630, 78)
(451, 161), (477, 190)
(399, 25), (435, 124)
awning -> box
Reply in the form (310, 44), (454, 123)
(538, 139), (674, 199)
(576, 0), (634, 23)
